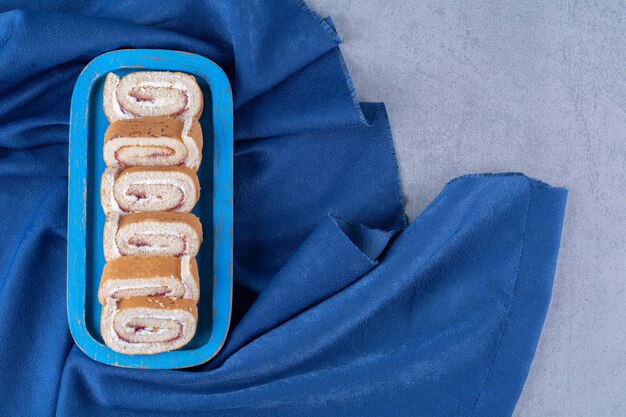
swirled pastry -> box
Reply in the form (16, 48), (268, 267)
(101, 296), (198, 355)
(98, 256), (199, 303)
(103, 71), (203, 122)
(101, 166), (200, 214)
(103, 117), (202, 171)
(103, 212), (203, 261)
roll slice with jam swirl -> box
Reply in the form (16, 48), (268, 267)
(101, 296), (198, 355)
(103, 71), (203, 122)
(104, 117), (202, 172)
(98, 256), (199, 303)
(101, 166), (200, 214)
(103, 212), (203, 261)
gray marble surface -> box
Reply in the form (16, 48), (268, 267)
(308, 1), (626, 416)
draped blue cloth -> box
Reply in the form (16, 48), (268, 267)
(0, 1), (567, 416)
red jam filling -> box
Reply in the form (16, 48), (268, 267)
(123, 235), (188, 256)
(124, 88), (188, 117)
(117, 324), (183, 343)
(128, 238), (151, 247)
(128, 92), (155, 103)
(114, 147), (176, 165)
(128, 191), (148, 200)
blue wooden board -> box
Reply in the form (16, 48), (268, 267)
(67, 49), (233, 369)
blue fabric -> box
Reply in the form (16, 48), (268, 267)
(0, 1), (567, 416)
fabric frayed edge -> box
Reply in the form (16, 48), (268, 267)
(296, 0), (342, 44)
(334, 48), (369, 126)
(447, 172), (568, 192)
(296, 2), (408, 223)
(377, 104), (409, 228)
(297, 1), (367, 126)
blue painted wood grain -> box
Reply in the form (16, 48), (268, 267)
(67, 49), (233, 369)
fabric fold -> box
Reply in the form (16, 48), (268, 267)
(211, 214), (398, 366)
(234, 102), (406, 292)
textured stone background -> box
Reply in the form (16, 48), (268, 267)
(308, 1), (626, 416)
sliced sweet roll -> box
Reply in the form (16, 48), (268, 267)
(103, 212), (203, 261)
(103, 71), (203, 122)
(103, 117), (203, 171)
(100, 166), (200, 213)
(101, 296), (198, 355)
(98, 256), (199, 303)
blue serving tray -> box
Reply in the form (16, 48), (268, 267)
(67, 49), (233, 369)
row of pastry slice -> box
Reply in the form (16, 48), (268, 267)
(99, 71), (205, 355)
